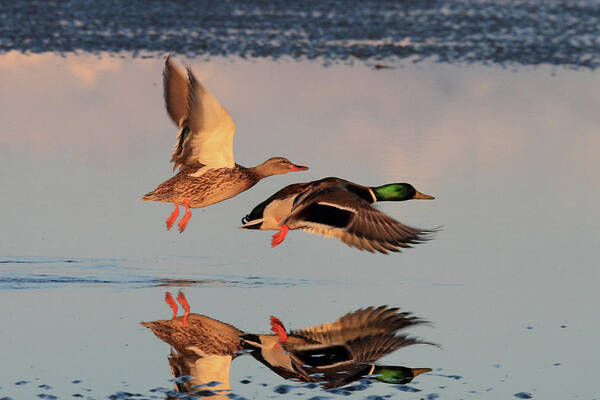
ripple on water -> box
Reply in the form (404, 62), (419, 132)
(514, 392), (533, 399)
(0, 258), (319, 290)
(395, 385), (421, 392)
(273, 384), (294, 394)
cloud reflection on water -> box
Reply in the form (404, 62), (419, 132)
(2, 52), (598, 183)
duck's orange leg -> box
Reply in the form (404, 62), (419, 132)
(177, 291), (190, 326)
(177, 199), (192, 233)
(270, 316), (288, 343)
(165, 292), (178, 319)
(271, 225), (290, 247)
(166, 203), (179, 230)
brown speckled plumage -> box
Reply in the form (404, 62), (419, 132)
(143, 165), (260, 208)
(141, 314), (244, 357)
(142, 313), (244, 398)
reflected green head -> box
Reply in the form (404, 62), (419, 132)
(371, 366), (431, 385)
(371, 183), (435, 202)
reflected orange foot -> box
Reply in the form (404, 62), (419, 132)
(270, 315), (288, 343)
(271, 225), (289, 247)
(165, 292), (178, 320)
(177, 291), (190, 326)
(178, 199), (192, 233)
(166, 203), (179, 230)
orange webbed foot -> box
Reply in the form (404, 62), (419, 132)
(271, 225), (290, 247)
(177, 217), (190, 233)
(177, 291), (190, 326)
(165, 292), (178, 320)
(166, 203), (179, 230)
(178, 199), (192, 233)
(270, 315), (288, 343)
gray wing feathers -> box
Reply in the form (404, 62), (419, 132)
(290, 306), (427, 346)
(286, 187), (434, 254)
(344, 334), (425, 363)
(163, 56), (189, 127)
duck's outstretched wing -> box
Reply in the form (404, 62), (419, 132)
(283, 187), (435, 253)
(163, 56), (236, 171)
(284, 307), (431, 374)
(342, 333), (428, 363)
(290, 306), (427, 346)
(163, 56), (189, 128)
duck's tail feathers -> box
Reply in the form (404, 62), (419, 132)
(142, 191), (176, 202)
(240, 218), (263, 230)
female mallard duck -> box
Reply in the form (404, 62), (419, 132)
(241, 306), (433, 388)
(142, 56), (308, 232)
(141, 292), (244, 398)
(240, 177), (435, 253)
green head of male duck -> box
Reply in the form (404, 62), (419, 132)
(370, 366), (432, 385)
(371, 183), (434, 202)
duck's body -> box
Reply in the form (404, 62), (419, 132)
(143, 164), (260, 208)
(141, 313), (244, 357)
(141, 293), (244, 399)
(143, 56), (307, 232)
(241, 177), (435, 253)
(241, 306), (432, 388)
(142, 313), (242, 399)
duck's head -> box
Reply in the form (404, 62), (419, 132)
(371, 183), (434, 202)
(371, 366), (432, 385)
(257, 157), (309, 177)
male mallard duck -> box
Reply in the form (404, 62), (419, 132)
(241, 306), (433, 388)
(142, 57), (308, 232)
(240, 177), (435, 253)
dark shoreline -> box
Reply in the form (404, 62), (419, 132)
(1, 0), (599, 69)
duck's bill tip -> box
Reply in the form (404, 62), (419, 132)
(411, 368), (432, 377)
(413, 190), (435, 199)
(289, 165), (309, 172)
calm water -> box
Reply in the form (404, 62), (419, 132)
(2, 2), (600, 400)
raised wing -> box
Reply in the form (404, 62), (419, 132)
(284, 187), (434, 253)
(342, 333), (426, 363)
(290, 306), (426, 345)
(163, 57), (236, 171)
(163, 56), (189, 127)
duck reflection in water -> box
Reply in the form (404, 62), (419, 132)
(241, 177), (436, 254)
(141, 292), (242, 398)
(242, 307), (433, 388)
(141, 292), (434, 396)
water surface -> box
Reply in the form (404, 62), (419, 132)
(1, 4), (600, 398)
